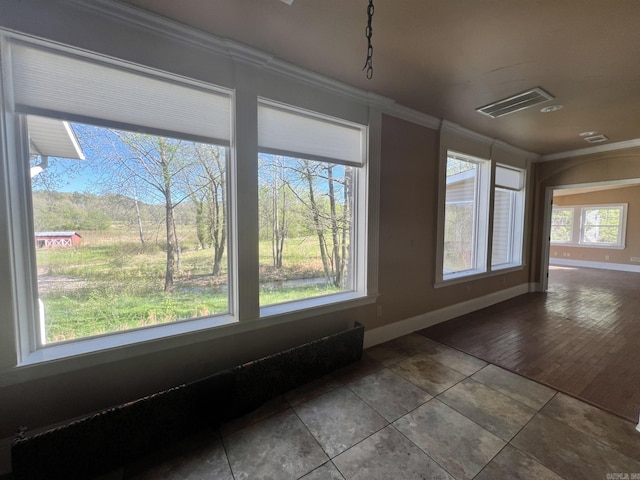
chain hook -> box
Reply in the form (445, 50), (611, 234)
(362, 0), (374, 79)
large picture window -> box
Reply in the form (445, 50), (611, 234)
(5, 41), (233, 352)
(30, 120), (229, 345)
(1, 39), (373, 364)
(257, 101), (366, 310)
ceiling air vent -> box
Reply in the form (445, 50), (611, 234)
(584, 134), (609, 143)
(476, 87), (554, 118)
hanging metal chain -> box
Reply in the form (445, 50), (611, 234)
(362, 0), (374, 79)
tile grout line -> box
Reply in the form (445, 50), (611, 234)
(387, 420), (458, 480)
(467, 390), (562, 480)
(218, 428), (238, 480)
(463, 368), (554, 412)
(379, 353), (486, 480)
(289, 397), (343, 470)
(343, 366), (433, 420)
(532, 407), (640, 466)
(505, 391), (572, 480)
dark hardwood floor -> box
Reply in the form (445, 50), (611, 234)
(420, 266), (640, 423)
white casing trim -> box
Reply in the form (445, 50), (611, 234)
(363, 283), (531, 348)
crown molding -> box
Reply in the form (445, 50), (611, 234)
(66, 0), (273, 66)
(540, 138), (640, 162)
(493, 139), (539, 161)
(66, 0), (440, 129)
(441, 120), (494, 144)
(382, 102), (441, 130)
(441, 121), (538, 159)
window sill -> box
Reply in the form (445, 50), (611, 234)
(2, 292), (376, 387)
(435, 264), (524, 288)
(551, 242), (625, 249)
(19, 314), (238, 367)
(439, 268), (487, 285)
(260, 291), (372, 319)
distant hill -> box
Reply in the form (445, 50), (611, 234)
(31, 191), (195, 231)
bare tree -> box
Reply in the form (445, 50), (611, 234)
(180, 144), (227, 276)
(284, 158), (352, 288)
(87, 128), (194, 292)
(259, 155), (289, 269)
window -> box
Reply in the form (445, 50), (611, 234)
(257, 101), (366, 309)
(30, 121), (229, 345)
(440, 151), (526, 282)
(550, 207), (574, 243)
(581, 205), (626, 247)
(550, 204), (627, 248)
(1, 38), (374, 363)
(5, 41), (233, 349)
(491, 165), (525, 269)
(443, 152), (490, 278)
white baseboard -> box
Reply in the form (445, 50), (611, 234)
(363, 283), (531, 348)
(550, 258), (640, 273)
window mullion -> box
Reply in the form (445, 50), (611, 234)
(232, 82), (260, 322)
(485, 162), (496, 272)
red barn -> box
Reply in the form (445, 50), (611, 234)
(35, 232), (82, 248)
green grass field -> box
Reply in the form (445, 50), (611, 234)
(37, 224), (342, 343)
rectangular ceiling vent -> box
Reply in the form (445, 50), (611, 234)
(584, 134), (609, 143)
(476, 87), (554, 118)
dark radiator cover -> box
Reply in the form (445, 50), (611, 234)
(11, 322), (364, 480)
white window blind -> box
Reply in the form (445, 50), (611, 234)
(491, 164), (525, 268)
(9, 41), (232, 144)
(258, 100), (365, 166)
(495, 165), (523, 191)
(491, 188), (515, 266)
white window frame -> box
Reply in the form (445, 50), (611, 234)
(0, 34), (379, 369)
(579, 204), (627, 248)
(442, 151), (491, 281)
(491, 164), (525, 270)
(436, 145), (528, 286)
(550, 204), (627, 249)
(257, 99), (369, 317)
(550, 206), (575, 244)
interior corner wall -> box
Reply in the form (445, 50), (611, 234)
(373, 114), (531, 333)
(531, 146), (640, 281)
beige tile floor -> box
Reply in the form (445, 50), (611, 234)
(109, 333), (640, 480)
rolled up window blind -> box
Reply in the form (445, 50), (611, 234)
(9, 41), (231, 144)
(258, 100), (365, 166)
(495, 165), (523, 191)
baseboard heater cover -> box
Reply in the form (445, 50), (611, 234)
(11, 321), (364, 479)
